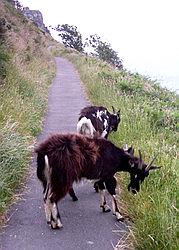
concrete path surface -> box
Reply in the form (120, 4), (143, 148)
(0, 57), (126, 250)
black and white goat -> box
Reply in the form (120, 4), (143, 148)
(77, 105), (121, 193)
(36, 133), (160, 229)
(77, 105), (121, 139)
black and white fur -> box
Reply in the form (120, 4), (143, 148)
(77, 106), (121, 139)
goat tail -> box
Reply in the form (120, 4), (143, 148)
(77, 117), (96, 137)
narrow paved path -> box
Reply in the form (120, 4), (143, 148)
(0, 57), (126, 250)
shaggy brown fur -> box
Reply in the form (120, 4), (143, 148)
(36, 133), (159, 229)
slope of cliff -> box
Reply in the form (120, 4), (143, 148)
(0, 0), (57, 222)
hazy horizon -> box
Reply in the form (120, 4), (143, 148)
(20, 0), (179, 93)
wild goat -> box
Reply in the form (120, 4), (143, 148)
(77, 105), (121, 139)
(77, 105), (121, 194)
(36, 133), (160, 229)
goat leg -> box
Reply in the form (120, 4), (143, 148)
(105, 177), (124, 221)
(98, 180), (111, 213)
(111, 195), (124, 221)
(44, 189), (63, 229)
(50, 202), (63, 229)
(93, 181), (99, 193)
(69, 187), (78, 201)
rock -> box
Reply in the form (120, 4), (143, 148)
(22, 7), (50, 34)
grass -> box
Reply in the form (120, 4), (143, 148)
(0, 122), (30, 212)
(0, 57), (55, 220)
(0, 1), (178, 248)
(0, 0), (56, 224)
(52, 46), (178, 249)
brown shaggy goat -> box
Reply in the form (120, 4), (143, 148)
(36, 133), (159, 229)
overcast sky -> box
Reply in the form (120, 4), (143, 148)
(20, 0), (179, 92)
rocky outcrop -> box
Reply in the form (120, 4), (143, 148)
(22, 7), (50, 33)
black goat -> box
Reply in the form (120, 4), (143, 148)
(77, 105), (120, 139)
(36, 133), (160, 229)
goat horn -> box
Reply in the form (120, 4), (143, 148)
(138, 150), (142, 160)
(112, 106), (115, 113)
(138, 150), (143, 169)
(145, 154), (158, 171)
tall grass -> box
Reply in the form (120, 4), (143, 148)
(53, 47), (178, 249)
(0, 0), (56, 223)
(0, 122), (30, 212)
(0, 57), (55, 222)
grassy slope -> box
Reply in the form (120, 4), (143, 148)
(52, 47), (178, 250)
(0, 2), (178, 248)
(0, 0), (57, 223)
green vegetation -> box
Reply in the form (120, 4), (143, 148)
(53, 23), (123, 69)
(85, 34), (123, 69)
(0, 0), (178, 248)
(0, 0), (55, 223)
(52, 46), (178, 250)
(54, 24), (84, 52)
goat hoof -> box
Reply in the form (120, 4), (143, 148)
(50, 220), (63, 229)
(101, 205), (111, 213)
(117, 217), (125, 222)
(72, 196), (78, 201)
(51, 223), (63, 230)
(104, 208), (111, 213)
(51, 224), (60, 230)
(115, 212), (124, 222)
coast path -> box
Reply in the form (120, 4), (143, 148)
(0, 57), (126, 250)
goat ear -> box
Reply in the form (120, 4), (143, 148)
(112, 106), (115, 113)
(128, 146), (134, 155)
(123, 144), (128, 151)
(124, 145), (135, 155)
(117, 109), (120, 116)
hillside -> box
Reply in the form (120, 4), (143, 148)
(0, 0), (178, 249)
(0, 0), (56, 222)
(51, 46), (178, 249)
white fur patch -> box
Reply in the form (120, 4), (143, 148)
(44, 155), (50, 183)
(51, 203), (63, 228)
(112, 195), (122, 220)
(77, 117), (96, 137)
(52, 203), (58, 218)
(96, 110), (105, 121)
(44, 155), (49, 169)
(103, 119), (108, 129)
(111, 196), (116, 214)
(57, 219), (63, 228)
(101, 130), (107, 138)
(116, 212), (123, 220)
(44, 200), (51, 222)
